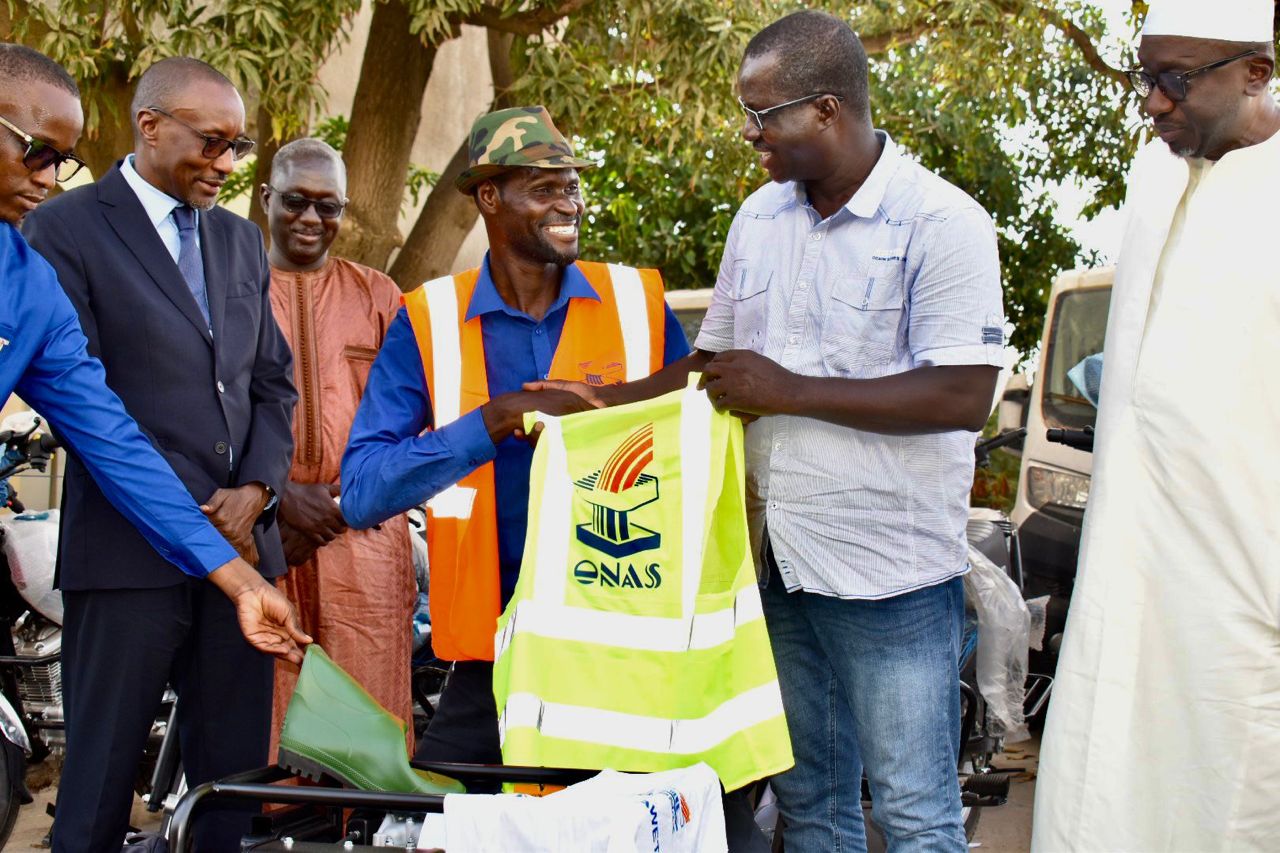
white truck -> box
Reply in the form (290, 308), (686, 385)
(1000, 265), (1113, 663)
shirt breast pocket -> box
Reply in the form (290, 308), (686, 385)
(822, 263), (905, 377)
(731, 263), (771, 351)
(343, 345), (378, 399)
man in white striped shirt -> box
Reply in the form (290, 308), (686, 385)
(536, 10), (1004, 851)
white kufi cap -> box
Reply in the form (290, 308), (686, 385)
(1142, 0), (1275, 42)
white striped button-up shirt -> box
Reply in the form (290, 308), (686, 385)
(695, 132), (1004, 599)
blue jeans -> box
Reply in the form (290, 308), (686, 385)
(760, 568), (966, 853)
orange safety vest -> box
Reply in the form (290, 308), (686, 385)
(403, 261), (668, 661)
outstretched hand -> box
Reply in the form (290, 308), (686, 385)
(208, 558), (311, 664)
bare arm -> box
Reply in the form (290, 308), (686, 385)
(698, 349), (997, 434)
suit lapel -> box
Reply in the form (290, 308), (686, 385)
(200, 210), (228, 345)
(96, 165), (213, 346)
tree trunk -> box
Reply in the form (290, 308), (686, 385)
(248, 104), (293, 241)
(388, 31), (515, 288)
(77, 68), (138, 181)
(331, 0), (439, 270)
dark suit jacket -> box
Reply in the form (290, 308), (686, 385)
(22, 162), (296, 590)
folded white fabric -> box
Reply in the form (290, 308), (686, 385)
(431, 762), (727, 853)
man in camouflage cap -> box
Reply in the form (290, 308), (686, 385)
(340, 105), (692, 779)
(455, 104), (594, 193)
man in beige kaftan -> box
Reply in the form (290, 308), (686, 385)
(262, 139), (415, 751)
(1032, 2), (1280, 850)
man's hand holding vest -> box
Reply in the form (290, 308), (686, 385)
(699, 349), (794, 419)
(481, 388), (596, 445)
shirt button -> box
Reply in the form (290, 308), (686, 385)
(773, 441), (782, 451)
(216, 380), (225, 393)
(810, 232), (823, 242)
(798, 282), (809, 291)
(534, 328), (543, 336)
(214, 441), (228, 455)
(788, 335), (799, 345)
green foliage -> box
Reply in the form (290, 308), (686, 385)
(8, 0), (360, 140)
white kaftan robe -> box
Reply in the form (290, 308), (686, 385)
(1032, 131), (1280, 851)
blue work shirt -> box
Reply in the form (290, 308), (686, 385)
(0, 223), (235, 576)
(341, 255), (690, 602)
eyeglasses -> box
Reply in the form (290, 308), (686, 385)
(266, 187), (347, 219)
(146, 106), (256, 161)
(0, 115), (87, 183)
(1126, 49), (1258, 102)
(737, 93), (844, 130)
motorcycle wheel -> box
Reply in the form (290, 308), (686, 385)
(0, 736), (28, 847)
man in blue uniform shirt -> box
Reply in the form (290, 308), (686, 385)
(0, 41), (308, 844)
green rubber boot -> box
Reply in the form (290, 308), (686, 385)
(278, 645), (464, 794)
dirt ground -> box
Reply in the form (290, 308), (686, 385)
(10, 738), (1041, 850)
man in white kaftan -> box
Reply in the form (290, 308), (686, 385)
(1032, 2), (1280, 850)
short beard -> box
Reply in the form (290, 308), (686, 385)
(187, 195), (218, 211)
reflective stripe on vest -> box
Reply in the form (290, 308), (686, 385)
(493, 378), (794, 791)
(402, 262), (667, 661)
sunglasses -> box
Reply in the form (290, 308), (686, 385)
(1126, 49), (1258, 102)
(267, 187), (347, 219)
(146, 106), (256, 161)
(0, 115), (87, 183)
(737, 93), (844, 130)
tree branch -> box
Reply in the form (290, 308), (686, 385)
(461, 0), (597, 37)
(861, 22), (935, 55)
(1037, 5), (1128, 87)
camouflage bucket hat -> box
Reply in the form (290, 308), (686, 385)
(455, 105), (596, 194)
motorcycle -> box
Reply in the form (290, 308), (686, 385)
(0, 413), (177, 849)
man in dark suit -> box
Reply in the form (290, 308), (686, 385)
(23, 56), (297, 852)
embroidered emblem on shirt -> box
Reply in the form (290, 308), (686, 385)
(982, 326), (1004, 345)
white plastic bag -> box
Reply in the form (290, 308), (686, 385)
(2, 510), (62, 624)
(435, 762), (727, 853)
(963, 546), (1030, 743)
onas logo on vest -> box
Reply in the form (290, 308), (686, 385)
(573, 423), (663, 589)
(577, 359), (624, 386)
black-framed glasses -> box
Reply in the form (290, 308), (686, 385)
(0, 115), (87, 183)
(737, 93), (844, 130)
(146, 106), (256, 161)
(1127, 49), (1258, 102)
(266, 186), (347, 219)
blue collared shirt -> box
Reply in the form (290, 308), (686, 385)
(341, 255), (690, 601)
(696, 132), (1005, 599)
(0, 223), (235, 576)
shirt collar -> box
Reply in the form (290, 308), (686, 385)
(790, 130), (901, 220)
(465, 252), (600, 321)
(120, 154), (190, 229)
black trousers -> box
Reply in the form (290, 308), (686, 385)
(415, 660), (770, 853)
(54, 580), (273, 853)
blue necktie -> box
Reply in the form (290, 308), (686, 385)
(171, 205), (212, 331)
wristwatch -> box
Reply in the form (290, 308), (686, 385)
(262, 483), (278, 512)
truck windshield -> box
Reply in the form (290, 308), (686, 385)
(1043, 287), (1111, 429)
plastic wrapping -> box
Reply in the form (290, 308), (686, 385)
(2, 510), (62, 624)
(963, 545), (1030, 743)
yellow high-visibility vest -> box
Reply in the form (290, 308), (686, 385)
(493, 377), (794, 791)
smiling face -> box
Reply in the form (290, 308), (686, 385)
(0, 80), (83, 225)
(482, 167), (585, 266)
(1136, 35), (1270, 159)
(737, 51), (833, 185)
(134, 78), (245, 209)
(262, 157), (346, 271)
